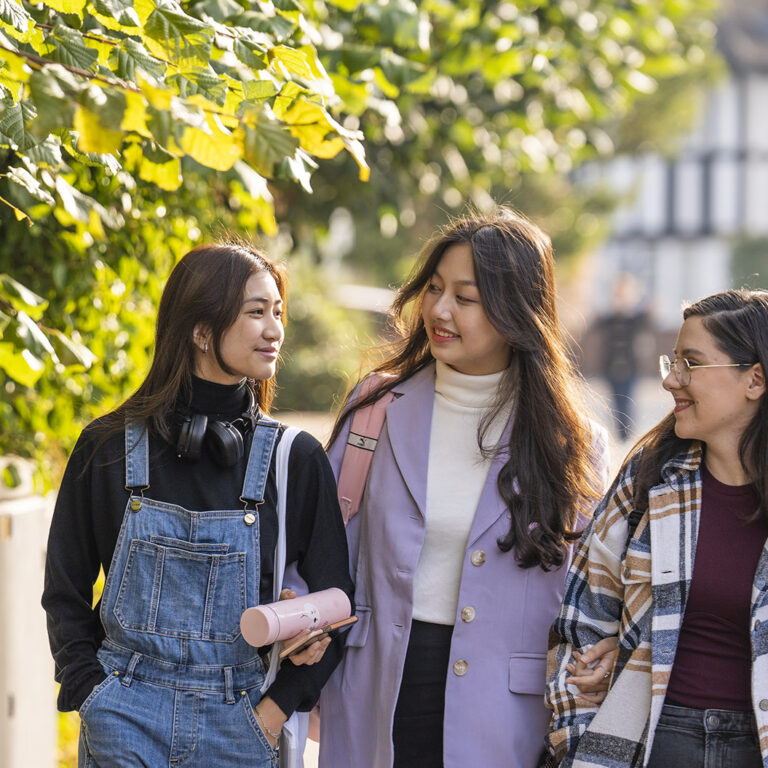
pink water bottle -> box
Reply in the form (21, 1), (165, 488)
(240, 587), (351, 647)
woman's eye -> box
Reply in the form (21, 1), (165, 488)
(457, 294), (478, 304)
(427, 282), (441, 293)
(248, 309), (264, 317)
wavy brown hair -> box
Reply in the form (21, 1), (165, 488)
(328, 207), (604, 570)
(96, 242), (287, 445)
(629, 289), (768, 515)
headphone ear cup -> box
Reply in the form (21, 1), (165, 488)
(206, 421), (244, 467)
(176, 414), (208, 461)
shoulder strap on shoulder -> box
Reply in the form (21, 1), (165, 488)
(336, 374), (394, 525)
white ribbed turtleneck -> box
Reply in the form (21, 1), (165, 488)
(412, 361), (512, 625)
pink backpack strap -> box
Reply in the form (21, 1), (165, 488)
(337, 374), (394, 524)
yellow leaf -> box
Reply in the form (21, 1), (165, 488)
(344, 137), (370, 181)
(0, 49), (30, 99)
(40, 0), (86, 13)
(138, 74), (173, 109)
(271, 46), (314, 80)
(84, 38), (113, 66)
(121, 91), (151, 136)
(0, 194), (32, 224)
(87, 208), (106, 239)
(140, 156), (182, 190)
(133, 0), (155, 27)
(73, 107), (123, 154)
(180, 112), (241, 171)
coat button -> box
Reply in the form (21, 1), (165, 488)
(755, 620), (761, 632)
(452, 659), (468, 676)
(129, 498), (141, 512)
(243, 512), (256, 526)
(470, 550), (486, 566)
(623, 566), (631, 579)
(460, 606), (476, 623)
(760, 699), (768, 711)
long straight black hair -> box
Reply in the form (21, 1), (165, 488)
(630, 289), (768, 514)
(328, 207), (604, 570)
(96, 242), (287, 445)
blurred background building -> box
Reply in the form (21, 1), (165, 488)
(580, 0), (768, 353)
(575, 0), (768, 441)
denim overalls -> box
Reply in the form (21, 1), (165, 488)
(77, 418), (281, 768)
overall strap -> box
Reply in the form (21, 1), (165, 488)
(124, 421), (150, 490)
(240, 416), (281, 507)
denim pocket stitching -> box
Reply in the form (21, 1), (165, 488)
(78, 671), (119, 719)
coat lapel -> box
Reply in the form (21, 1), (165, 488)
(384, 364), (436, 518)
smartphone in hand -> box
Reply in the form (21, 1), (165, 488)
(278, 616), (358, 660)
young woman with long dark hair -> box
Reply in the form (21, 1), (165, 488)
(42, 243), (353, 767)
(318, 208), (611, 768)
(547, 289), (768, 768)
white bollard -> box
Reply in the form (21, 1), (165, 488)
(0, 456), (56, 768)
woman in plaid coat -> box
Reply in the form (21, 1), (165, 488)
(546, 289), (768, 768)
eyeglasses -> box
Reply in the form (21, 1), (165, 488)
(659, 354), (754, 386)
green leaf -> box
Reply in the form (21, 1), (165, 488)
(25, 136), (63, 167)
(231, 11), (294, 42)
(240, 109), (299, 177)
(11, 310), (56, 359)
(233, 37), (268, 69)
(44, 19), (99, 73)
(6, 166), (56, 205)
(0, 0), (33, 41)
(168, 67), (228, 106)
(26, 68), (76, 136)
(47, 327), (96, 368)
(191, 0), (244, 23)
(242, 78), (277, 102)
(143, 5), (212, 65)
(91, 0), (140, 30)
(109, 38), (166, 81)
(0, 274), (48, 319)
(0, 98), (37, 150)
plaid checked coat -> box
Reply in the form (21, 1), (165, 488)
(546, 441), (768, 768)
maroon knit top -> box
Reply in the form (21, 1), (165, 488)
(666, 463), (767, 711)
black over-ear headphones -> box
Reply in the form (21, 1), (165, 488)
(175, 388), (257, 467)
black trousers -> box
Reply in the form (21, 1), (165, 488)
(392, 620), (453, 768)
(647, 703), (762, 768)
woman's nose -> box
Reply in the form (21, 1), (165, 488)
(431, 295), (451, 320)
(662, 369), (680, 392)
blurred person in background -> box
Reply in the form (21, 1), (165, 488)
(318, 207), (614, 768)
(546, 289), (768, 768)
(593, 272), (652, 441)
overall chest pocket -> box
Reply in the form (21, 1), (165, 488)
(114, 537), (247, 641)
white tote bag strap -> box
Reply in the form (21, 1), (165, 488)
(257, 426), (308, 768)
(262, 425), (300, 691)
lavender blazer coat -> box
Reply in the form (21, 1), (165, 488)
(318, 364), (609, 768)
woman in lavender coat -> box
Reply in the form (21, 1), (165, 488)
(318, 208), (612, 768)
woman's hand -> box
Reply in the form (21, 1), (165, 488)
(285, 631), (332, 666)
(254, 696), (287, 748)
(565, 636), (619, 704)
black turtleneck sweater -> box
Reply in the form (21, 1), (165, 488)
(42, 377), (353, 717)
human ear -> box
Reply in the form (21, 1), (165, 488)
(193, 323), (211, 353)
(745, 363), (766, 401)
